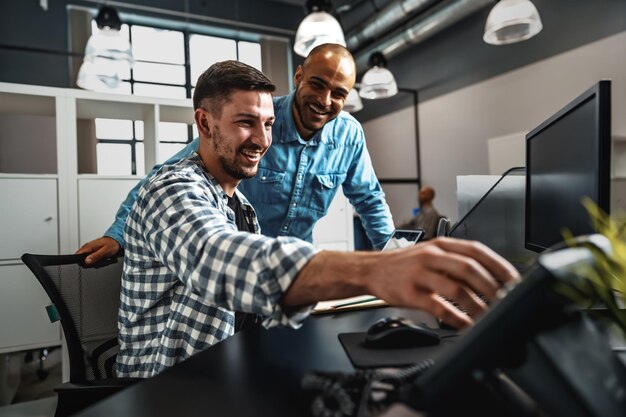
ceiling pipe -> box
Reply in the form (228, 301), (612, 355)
(346, 0), (440, 52)
(354, 0), (494, 72)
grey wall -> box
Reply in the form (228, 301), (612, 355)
(416, 32), (626, 221)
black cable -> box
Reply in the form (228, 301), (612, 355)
(302, 359), (435, 417)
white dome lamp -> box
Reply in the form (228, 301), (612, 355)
(77, 6), (134, 91)
(359, 52), (398, 100)
(343, 88), (363, 113)
(294, 0), (346, 58)
(483, 0), (543, 45)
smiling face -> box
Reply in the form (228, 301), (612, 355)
(292, 45), (356, 139)
(196, 89), (275, 195)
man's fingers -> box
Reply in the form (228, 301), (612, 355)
(76, 237), (120, 264)
(417, 291), (473, 329)
(431, 238), (520, 285)
(415, 246), (500, 299)
(85, 246), (107, 264)
(75, 243), (95, 255)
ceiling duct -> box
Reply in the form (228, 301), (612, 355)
(346, 0), (439, 52)
(354, 0), (494, 72)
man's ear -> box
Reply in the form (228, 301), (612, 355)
(293, 65), (303, 88)
(194, 108), (211, 137)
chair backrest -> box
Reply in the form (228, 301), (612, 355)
(21, 253), (123, 383)
(436, 216), (451, 238)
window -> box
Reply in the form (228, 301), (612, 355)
(93, 23), (262, 175)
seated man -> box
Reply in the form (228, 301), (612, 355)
(117, 60), (519, 378)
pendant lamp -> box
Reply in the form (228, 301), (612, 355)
(359, 52), (398, 100)
(77, 6), (134, 91)
(483, 0), (543, 45)
(294, 0), (346, 58)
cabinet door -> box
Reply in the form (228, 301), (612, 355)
(0, 264), (60, 352)
(0, 178), (58, 260)
(312, 189), (354, 251)
(78, 178), (140, 244)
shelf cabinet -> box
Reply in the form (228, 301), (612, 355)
(0, 177), (58, 260)
(0, 82), (355, 355)
(78, 177), (140, 245)
(0, 264), (60, 354)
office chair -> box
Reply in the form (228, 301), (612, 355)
(436, 216), (451, 237)
(21, 253), (140, 417)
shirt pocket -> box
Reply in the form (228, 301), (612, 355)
(308, 172), (346, 212)
(244, 167), (286, 204)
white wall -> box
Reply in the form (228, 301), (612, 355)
(368, 31), (626, 222)
(362, 104), (420, 224)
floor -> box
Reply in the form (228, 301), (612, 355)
(0, 348), (61, 417)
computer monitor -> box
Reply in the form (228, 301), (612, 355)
(525, 80), (611, 252)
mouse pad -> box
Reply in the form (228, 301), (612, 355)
(338, 329), (459, 368)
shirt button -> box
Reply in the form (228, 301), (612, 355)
(261, 176), (266, 180)
(292, 203), (297, 207)
(329, 182), (333, 186)
(282, 226), (288, 230)
(298, 175), (302, 180)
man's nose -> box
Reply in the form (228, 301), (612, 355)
(251, 124), (271, 147)
(317, 89), (331, 107)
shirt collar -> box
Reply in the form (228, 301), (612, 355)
(189, 152), (255, 210)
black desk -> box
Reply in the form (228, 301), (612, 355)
(75, 307), (439, 417)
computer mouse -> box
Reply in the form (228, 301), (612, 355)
(364, 316), (440, 349)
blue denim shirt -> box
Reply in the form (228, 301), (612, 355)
(105, 92), (393, 248)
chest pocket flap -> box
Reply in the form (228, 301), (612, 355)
(257, 168), (285, 183)
(315, 173), (346, 189)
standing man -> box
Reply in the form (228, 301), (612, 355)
(77, 44), (394, 264)
(117, 60), (519, 377)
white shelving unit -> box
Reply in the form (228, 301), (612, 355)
(0, 82), (355, 355)
(0, 82), (193, 354)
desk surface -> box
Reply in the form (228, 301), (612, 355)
(76, 307), (439, 417)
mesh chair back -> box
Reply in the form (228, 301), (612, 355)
(21, 253), (123, 383)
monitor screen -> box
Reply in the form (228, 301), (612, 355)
(525, 81), (611, 252)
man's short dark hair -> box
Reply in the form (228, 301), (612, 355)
(193, 60), (276, 115)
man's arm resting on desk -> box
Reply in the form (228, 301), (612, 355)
(281, 237), (519, 329)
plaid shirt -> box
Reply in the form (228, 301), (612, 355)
(116, 153), (316, 378)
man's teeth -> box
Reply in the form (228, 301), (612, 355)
(241, 149), (261, 159)
(309, 104), (328, 115)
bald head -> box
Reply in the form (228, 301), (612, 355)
(419, 186), (435, 205)
(304, 44), (355, 69)
(292, 43), (357, 139)
(302, 44), (356, 87)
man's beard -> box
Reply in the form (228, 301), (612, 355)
(294, 93), (325, 133)
(212, 126), (261, 180)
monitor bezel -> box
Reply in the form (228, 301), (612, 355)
(524, 80), (611, 253)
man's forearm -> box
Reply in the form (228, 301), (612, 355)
(281, 251), (377, 307)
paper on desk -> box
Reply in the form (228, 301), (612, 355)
(312, 295), (388, 314)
